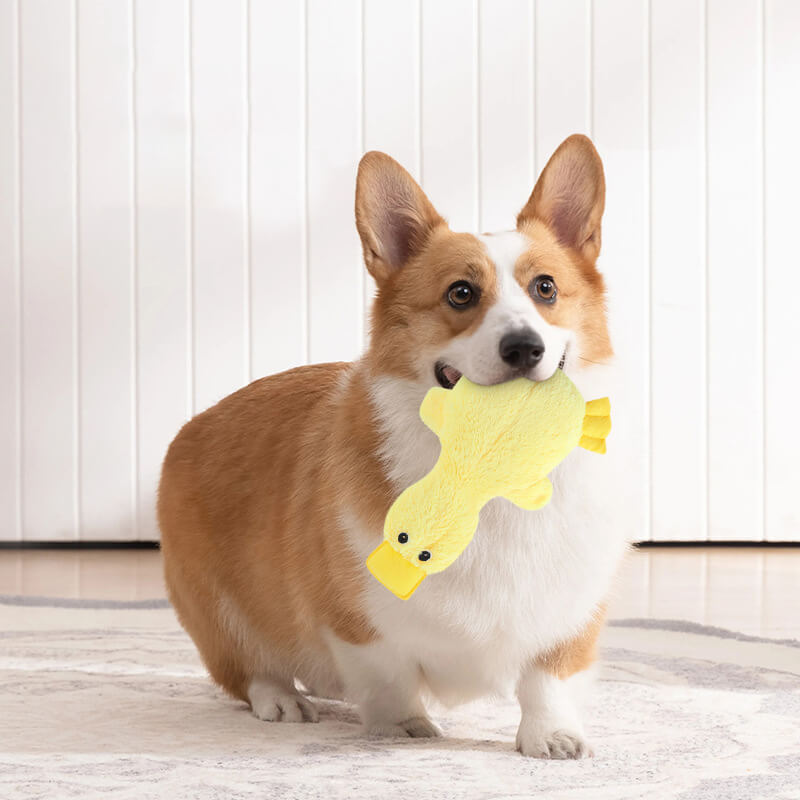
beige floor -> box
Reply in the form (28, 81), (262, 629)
(0, 546), (798, 639)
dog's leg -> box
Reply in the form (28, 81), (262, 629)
(515, 663), (593, 758)
(248, 676), (320, 723)
(358, 675), (441, 739)
(515, 609), (604, 758)
(327, 638), (441, 738)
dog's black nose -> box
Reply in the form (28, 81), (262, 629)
(499, 330), (545, 369)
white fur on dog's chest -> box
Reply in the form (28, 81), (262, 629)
(361, 463), (620, 700)
(338, 373), (626, 705)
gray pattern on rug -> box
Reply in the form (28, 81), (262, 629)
(1, 603), (798, 800)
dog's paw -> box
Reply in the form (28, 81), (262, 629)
(515, 719), (593, 759)
(366, 716), (442, 738)
(248, 680), (319, 723)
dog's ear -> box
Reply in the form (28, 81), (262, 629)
(517, 134), (605, 262)
(355, 151), (445, 282)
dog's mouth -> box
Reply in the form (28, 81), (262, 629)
(434, 350), (567, 390)
(434, 362), (463, 390)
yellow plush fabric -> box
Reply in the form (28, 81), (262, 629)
(366, 370), (611, 599)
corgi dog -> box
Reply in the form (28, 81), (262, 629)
(158, 134), (627, 759)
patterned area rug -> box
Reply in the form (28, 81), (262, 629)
(1, 600), (799, 800)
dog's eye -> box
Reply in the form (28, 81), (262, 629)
(446, 281), (476, 309)
(531, 275), (557, 304)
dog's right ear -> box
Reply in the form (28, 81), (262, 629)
(355, 151), (445, 283)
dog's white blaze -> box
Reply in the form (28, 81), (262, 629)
(437, 231), (573, 385)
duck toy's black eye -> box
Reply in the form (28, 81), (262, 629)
(418, 550), (431, 562)
(397, 532), (408, 544)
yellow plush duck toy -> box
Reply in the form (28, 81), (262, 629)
(366, 370), (611, 600)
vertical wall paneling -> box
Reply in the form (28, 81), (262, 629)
(306, 0), (363, 363)
(362, 0), (420, 328)
(2, 1), (799, 542)
(534, 0), (591, 173)
(764, 0), (800, 541)
(592, 0), (649, 541)
(363, 0), (419, 173)
(0, 0), (20, 539)
(19, 0), (77, 540)
(191, 0), (248, 413)
(706, 0), (762, 540)
(649, 0), (707, 540)
(249, 1), (307, 378)
(420, 0), (477, 231)
(77, 0), (135, 540)
(135, 0), (191, 540)
(478, 0), (533, 233)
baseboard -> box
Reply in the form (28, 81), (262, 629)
(0, 541), (160, 550)
(634, 540), (799, 548)
(0, 540), (796, 550)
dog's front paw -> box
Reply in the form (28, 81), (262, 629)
(515, 718), (593, 759)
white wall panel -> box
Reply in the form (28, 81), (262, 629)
(77, 0), (135, 540)
(649, 0), (706, 541)
(592, 0), (649, 542)
(363, 0), (420, 178)
(19, 0), (77, 540)
(135, 0), (191, 541)
(478, 0), (533, 233)
(764, 0), (800, 542)
(421, 0), (477, 231)
(706, 0), (763, 540)
(306, 0), (362, 363)
(191, 0), (248, 412)
(534, 0), (591, 173)
(249, 0), (307, 377)
(362, 0), (420, 327)
(1, 0), (798, 542)
(0, 0), (20, 541)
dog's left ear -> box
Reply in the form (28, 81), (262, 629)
(517, 134), (605, 262)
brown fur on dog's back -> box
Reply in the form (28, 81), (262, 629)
(158, 362), (392, 700)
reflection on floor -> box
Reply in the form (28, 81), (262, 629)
(0, 546), (798, 639)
